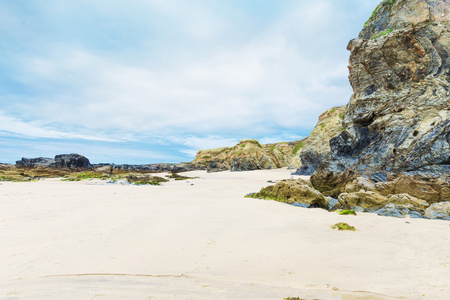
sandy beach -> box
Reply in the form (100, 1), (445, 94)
(1, 169), (449, 299)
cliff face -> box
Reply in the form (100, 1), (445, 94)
(312, 0), (450, 198)
(293, 106), (346, 175)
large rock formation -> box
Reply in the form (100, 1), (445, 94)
(311, 0), (450, 202)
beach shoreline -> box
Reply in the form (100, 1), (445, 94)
(1, 169), (449, 299)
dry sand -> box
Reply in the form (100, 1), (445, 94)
(1, 168), (449, 299)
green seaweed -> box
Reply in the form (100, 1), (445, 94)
(62, 172), (106, 181)
(292, 142), (304, 155)
(339, 209), (357, 216)
(331, 222), (357, 231)
(371, 29), (393, 40)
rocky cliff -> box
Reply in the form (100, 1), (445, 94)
(292, 105), (346, 175)
(311, 0), (449, 201)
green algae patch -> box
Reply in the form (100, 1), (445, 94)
(62, 172), (106, 181)
(0, 175), (34, 182)
(372, 29), (393, 40)
(292, 142), (304, 155)
(339, 209), (357, 216)
(168, 173), (199, 181)
(127, 175), (168, 185)
(331, 222), (357, 231)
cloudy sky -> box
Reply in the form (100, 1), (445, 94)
(0, 0), (380, 164)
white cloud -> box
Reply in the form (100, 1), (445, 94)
(0, 111), (118, 142)
(0, 0), (382, 163)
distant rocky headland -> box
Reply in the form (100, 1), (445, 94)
(0, 153), (204, 182)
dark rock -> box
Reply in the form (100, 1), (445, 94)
(54, 154), (92, 169)
(16, 157), (55, 168)
(207, 161), (228, 173)
(370, 172), (388, 183)
(16, 154), (92, 170)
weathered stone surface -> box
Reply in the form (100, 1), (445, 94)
(338, 191), (390, 211)
(311, 0), (450, 201)
(16, 154), (92, 169)
(193, 139), (301, 172)
(247, 179), (329, 209)
(387, 193), (429, 209)
(54, 154), (92, 169)
(424, 201), (450, 220)
(292, 106), (346, 175)
(374, 203), (423, 219)
(16, 157), (55, 168)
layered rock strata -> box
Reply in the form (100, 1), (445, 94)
(311, 0), (450, 202)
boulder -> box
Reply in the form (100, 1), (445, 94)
(247, 179), (329, 209)
(424, 201), (450, 220)
(387, 194), (429, 209)
(338, 191), (390, 211)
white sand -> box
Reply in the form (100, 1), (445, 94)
(1, 168), (449, 300)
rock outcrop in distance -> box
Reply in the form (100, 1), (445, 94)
(16, 154), (93, 169)
(192, 107), (346, 172)
(192, 139), (301, 172)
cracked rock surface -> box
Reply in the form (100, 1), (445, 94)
(312, 0), (450, 201)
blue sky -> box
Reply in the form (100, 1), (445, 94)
(0, 0), (380, 164)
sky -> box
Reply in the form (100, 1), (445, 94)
(0, 0), (381, 164)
